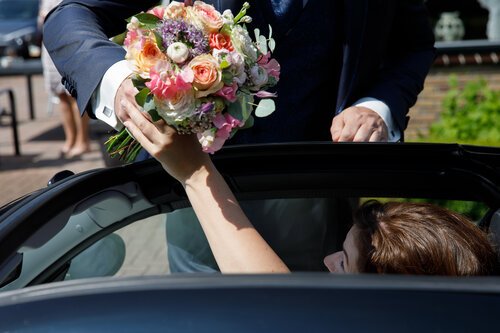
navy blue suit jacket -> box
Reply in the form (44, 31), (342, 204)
(44, 0), (435, 142)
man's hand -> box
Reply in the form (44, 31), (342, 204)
(114, 77), (139, 124)
(330, 106), (389, 142)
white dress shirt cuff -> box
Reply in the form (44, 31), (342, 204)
(91, 60), (133, 131)
(353, 97), (401, 142)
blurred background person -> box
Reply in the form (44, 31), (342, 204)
(38, 0), (91, 158)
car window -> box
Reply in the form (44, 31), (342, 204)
(62, 196), (493, 282)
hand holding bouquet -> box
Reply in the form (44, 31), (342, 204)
(105, 1), (280, 162)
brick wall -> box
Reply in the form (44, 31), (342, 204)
(406, 65), (500, 141)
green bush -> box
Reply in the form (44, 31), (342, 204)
(412, 75), (499, 219)
(424, 75), (500, 146)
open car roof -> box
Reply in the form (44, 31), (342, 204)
(1, 142), (499, 266)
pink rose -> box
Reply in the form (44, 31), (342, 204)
(148, 6), (166, 19)
(215, 81), (238, 102)
(189, 54), (223, 98)
(190, 1), (223, 33)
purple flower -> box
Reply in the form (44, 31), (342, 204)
(157, 19), (209, 60)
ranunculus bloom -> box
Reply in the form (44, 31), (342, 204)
(191, 1), (223, 33)
(189, 54), (224, 98)
(209, 33), (234, 51)
(167, 42), (190, 63)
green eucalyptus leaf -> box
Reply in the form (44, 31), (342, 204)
(258, 35), (267, 54)
(268, 24), (273, 39)
(239, 114), (254, 129)
(254, 28), (260, 41)
(255, 99), (275, 117)
(268, 37), (276, 53)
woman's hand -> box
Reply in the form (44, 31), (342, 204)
(120, 99), (211, 185)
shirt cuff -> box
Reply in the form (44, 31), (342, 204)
(91, 60), (133, 131)
(353, 97), (401, 142)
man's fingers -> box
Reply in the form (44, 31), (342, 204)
(353, 126), (373, 142)
(121, 100), (158, 142)
(330, 114), (345, 141)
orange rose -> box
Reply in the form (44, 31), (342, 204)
(209, 33), (234, 51)
(189, 54), (223, 98)
(131, 39), (166, 75)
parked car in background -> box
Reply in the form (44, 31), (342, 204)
(0, 143), (499, 331)
(0, 0), (41, 60)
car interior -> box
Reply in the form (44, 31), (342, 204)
(0, 143), (499, 291)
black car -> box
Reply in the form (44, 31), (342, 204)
(0, 143), (499, 332)
(0, 0), (41, 60)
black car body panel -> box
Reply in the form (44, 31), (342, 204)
(0, 274), (499, 332)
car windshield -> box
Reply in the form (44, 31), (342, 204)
(0, 0), (38, 20)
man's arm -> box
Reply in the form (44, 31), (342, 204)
(331, 0), (435, 142)
(360, 0), (436, 135)
(43, 0), (157, 116)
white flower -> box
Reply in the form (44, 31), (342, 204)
(198, 129), (216, 150)
(231, 25), (258, 63)
(167, 42), (190, 63)
(222, 9), (234, 26)
(126, 16), (140, 30)
(249, 65), (268, 89)
(156, 90), (196, 123)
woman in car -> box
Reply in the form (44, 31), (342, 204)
(121, 105), (498, 276)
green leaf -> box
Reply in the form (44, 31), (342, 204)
(135, 88), (151, 107)
(131, 75), (149, 91)
(239, 114), (254, 129)
(257, 35), (267, 54)
(148, 109), (162, 122)
(111, 31), (127, 45)
(254, 28), (260, 41)
(255, 99), (276, 117)
(153, 31), (165, 51)
(268, 24), (273, 39)
(227, 93), (254, 122)
(268, 37), (276, 53)
(135, 13), (160, 26)
(220, 59), (231, 69)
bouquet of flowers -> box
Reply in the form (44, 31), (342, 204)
(105, 1), (280, 162)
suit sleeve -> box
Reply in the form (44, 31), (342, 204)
(364, 0), (436, 134)
(43, 0), (158, 116)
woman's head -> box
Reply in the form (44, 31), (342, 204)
(324, 200), (498, 276)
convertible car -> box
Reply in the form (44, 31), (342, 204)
(0, 143), (499, 332)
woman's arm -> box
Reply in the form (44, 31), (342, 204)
(121, 100), (290, 273)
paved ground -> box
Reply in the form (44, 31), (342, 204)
(0, 73), (169, 276)
(0, 75), (109, 206)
